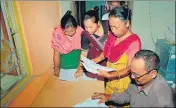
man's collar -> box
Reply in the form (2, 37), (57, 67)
(138, 75), (158, 96)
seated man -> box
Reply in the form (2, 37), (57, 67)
(92, 49), (174, 107)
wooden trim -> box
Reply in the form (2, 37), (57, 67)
(7, 66), (52, 107)
(1, 1), (34, 106)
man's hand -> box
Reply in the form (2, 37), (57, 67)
(74, 67), (83, 78)
(91, 92), (111, 104)
(97, 69), (111, 78)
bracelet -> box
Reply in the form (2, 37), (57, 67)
(53, 67), (58, 70)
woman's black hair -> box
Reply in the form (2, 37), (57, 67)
(109, 7), (132, 22)
(84, 6), (99, 24)
(61, 10), (78, 29)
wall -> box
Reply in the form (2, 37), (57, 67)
(17, 1), (61, 75)
(60, 1), (71, 17)
(132, 1), (175, 51)
(60, 1), (76, 18)
(86, 1), (105, 12)
(86, 1), (105, 19)
(4, 1), (62, 107)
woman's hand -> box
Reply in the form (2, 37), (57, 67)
(74, 67), (83, 78)
(91, 92), (111, 104)
(54, 68), (60, 77)
(97, 69), (111, 78)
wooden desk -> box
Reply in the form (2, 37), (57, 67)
(31, 75), (104, 107)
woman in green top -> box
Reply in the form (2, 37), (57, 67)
(51, 10), (84, 78)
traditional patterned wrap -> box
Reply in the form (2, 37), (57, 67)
(51, 26), (83, 54)
(104, 32), (142, 63)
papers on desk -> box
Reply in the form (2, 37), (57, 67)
(73, 97), (107, 107)
(59, 69), (97, 81)
(81, 55), (115, 74)
(59, 69), (77, 81)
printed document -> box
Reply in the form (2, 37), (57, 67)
(81, 55), (115, 74)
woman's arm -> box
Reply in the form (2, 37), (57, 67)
(98, 40), (141, 79)
(81, 32), (105, 64)
(81, 50), (88, 58)
(111, 68), (130, 78)
(81, 32), (90, 50)
(74, 63), (83, 78)
(75, 50), (105, 78)
(53, 49), (60, 76)
(98, 67), (130, 79)
(92, 52), (105, 63)
(74, 50), (87, 78)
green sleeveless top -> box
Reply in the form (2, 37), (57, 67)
(60, 50), (81, 69)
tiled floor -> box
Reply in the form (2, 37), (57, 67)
(31, 75), (104, 107)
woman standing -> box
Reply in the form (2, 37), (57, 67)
(93, 7), (141, 107)
(51, 10), (84, 78)
(81, 6), (109, 61)
(79, 7), (110, 80)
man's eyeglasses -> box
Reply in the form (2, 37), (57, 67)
(130, 68), (157, 79)
(130, 71), (152, 79)
(128, 66), (158, 79)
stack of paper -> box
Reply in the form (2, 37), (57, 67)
(73, 97), (107, 107)
(81, 55), (115, 74)
(59, 69), (97, 81)
(59, 69), (78, 81)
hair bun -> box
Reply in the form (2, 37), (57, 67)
(93, 6), (99, 12)
(120, 1), (126, 6)
(109, 7), (132, 22)
(124, 7), (132, 18)
(65, 10), (72, 16)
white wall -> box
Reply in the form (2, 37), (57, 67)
(60, 1), (76, 18)
(132, 1), (175, 51)
(60, 1), (71, 17)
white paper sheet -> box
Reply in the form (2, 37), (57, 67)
(73, 97), (107, 107)
(59, 69), (97, 81)
(81, 55), (115, 74)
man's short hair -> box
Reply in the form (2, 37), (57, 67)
(134, 50), (160, 72)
